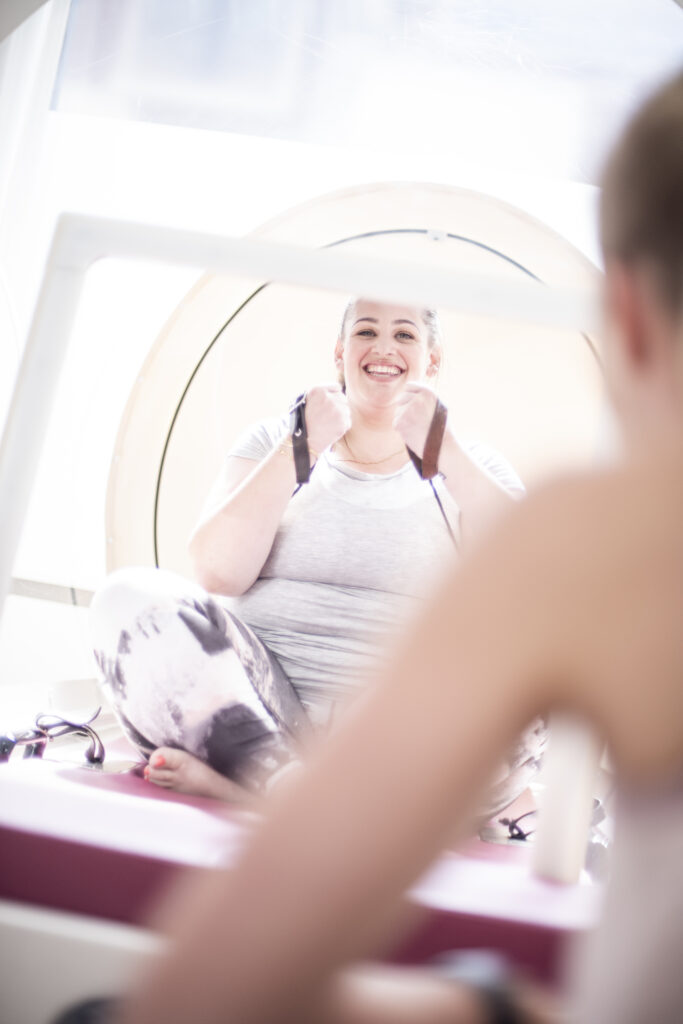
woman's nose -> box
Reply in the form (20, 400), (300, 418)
(372, 331), (395, 354)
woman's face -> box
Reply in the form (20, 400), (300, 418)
(335, 299), (440, 409)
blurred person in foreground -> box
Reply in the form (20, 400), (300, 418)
(121, 69), (683, 1024)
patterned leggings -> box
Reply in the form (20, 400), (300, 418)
(90, 567), (310, 790)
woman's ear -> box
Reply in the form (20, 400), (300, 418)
(334, 337), (346, 377)
(334, 337), (346, 389)
(426, 346), (442, 378)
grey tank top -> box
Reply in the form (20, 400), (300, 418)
(217, 417), (523, 721)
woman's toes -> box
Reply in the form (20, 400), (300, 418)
(143, 747), (250, 802)
(145, 746), (180, 784)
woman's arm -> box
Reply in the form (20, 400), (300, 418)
(438, 430), (523, 549)
(189, 446), (300, 595)
(189, 385), (350, 595)
(123, 483), (578, 1024)
(393, 384), (521, 550)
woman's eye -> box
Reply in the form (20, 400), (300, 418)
(396, 332), (415, 342)
(356, 329), (376, 337)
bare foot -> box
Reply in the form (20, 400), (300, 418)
(143, 747), (249, 803)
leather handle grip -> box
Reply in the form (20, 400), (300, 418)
(407, 398), (447, 479)
(289, 393), (312, 484)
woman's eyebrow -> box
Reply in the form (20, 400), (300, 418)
(351, 317), (417, 328)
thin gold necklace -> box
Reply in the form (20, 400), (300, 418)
(337, 433), (405, 466)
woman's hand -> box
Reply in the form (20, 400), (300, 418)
(395, 382), (521, 550)
(392, 383), (443, 460)
(304, 384), (351, 455)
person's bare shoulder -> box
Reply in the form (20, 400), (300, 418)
(507, 448), (683, 782)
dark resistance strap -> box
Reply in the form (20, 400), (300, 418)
(405, 397), (457, 547)
(288, 392), (456, 546)
(289, 392), (313, 485)
(406, 397), (448, 480)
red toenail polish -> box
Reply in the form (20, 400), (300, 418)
(152, 754), (165, 767)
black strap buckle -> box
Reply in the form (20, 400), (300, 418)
(289, 392), (313, 485)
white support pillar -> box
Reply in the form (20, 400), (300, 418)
(533, 714), (601, 883)
(0, 237), (84, 619)
(0, 0), (71, 433)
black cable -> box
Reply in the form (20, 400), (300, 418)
(429, 478), (458, 549)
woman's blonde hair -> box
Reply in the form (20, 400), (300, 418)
(600, 69), (683, 318)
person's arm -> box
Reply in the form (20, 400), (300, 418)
(437, 431), (523, 548)
(393, 384), (521, 549)
(189, 385), (350, 595)
(189, 446), (299, 595)
(122, 481), (581, 1024)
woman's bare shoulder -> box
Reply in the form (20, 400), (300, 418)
(513, 449), (683, 780)
(510, 448), (683, 568)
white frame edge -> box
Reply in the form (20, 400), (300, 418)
(0, 211), (600, 623)
(0, 212), (601, 886)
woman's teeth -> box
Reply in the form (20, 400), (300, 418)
(364, 364), (401, 376)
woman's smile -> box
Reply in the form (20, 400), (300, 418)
(362, 360), (405, 381)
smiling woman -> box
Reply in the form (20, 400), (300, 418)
(89, 293), (533, 808)
(336, 300), (441, 413)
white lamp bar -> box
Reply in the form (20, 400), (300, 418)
(58, 213), (599, 331)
